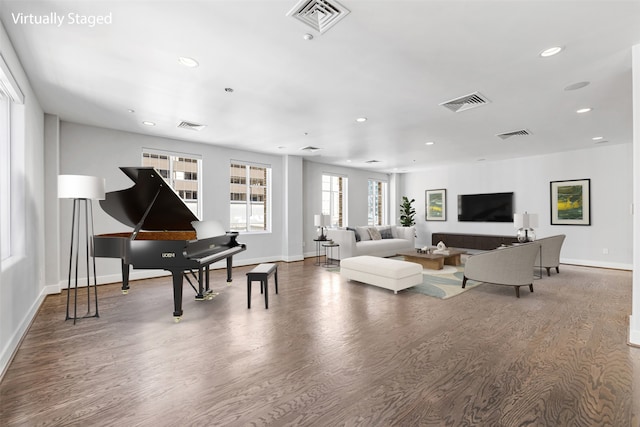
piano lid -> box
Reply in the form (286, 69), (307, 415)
(99, 167), (198, 232)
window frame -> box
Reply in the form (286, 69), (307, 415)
(1, 53), (25, 266)
(0, 94), (10, 261)
(322, 173), (348, 228)
(229, 160), (272, 233)
(367, 179), (388, 226)
(141, 149), (202, 219)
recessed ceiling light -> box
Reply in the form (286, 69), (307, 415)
(592, 136), (604, 141)
(425, 141), (435, 146)
(178, 56), (199, 67)
(539, 46), (563, 57)
(142, 121), (156, 126)
(356, 117), (367, 123)
(576, 107), (593, 114)
(564, 81), (590, 91)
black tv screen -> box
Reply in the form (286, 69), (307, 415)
(457, 192), (514, 222)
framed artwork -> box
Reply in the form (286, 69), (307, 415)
(425, 189), (446, 221)
(550, 179), (591, 225)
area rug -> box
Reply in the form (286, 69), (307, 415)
(391, 256), (481, 299)
(410, 265), (481, 299)
(328, 258), (482, 299)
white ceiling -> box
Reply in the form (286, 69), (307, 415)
(2, 0), (640, 172)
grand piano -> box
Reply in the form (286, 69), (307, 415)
(93, 166), (246, 321)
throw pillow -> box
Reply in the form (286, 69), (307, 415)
(368, 227), (382, 240)
(347, 226), (361, 242)
(356, 226), (371, 241)
(379, 227), (393, 239)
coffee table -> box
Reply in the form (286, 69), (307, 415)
(397, 248), (466, 270)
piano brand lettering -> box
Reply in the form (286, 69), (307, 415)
(162, 252), (176, 258)
(11, 12), (113, 27)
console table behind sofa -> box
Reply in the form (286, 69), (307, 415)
(432, 232), (518, 251)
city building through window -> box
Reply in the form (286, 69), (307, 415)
(322, 174), (347, 227)
(230, 161), (271, 232)
(142, 150), (202, 218)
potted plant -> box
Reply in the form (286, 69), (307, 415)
(400, 196), (416, 226)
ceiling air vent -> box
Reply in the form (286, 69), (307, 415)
(287, 0), (350, 34)
(439, 92), (491, 113)
(177, 121), (206, 131)
(300, 146), (321, 153)
(496, 129), (532, 140)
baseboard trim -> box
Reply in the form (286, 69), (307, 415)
(629, 316), (640, 347)
(53, 255), (303, 291)
(560, 258), (632, 271)
(0, 285), (48, 382)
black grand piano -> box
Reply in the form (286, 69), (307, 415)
(93, 166), (246, 321)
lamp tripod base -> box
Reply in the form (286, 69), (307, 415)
(65, 198), (100, 325)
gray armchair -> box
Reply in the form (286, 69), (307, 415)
(535, 234), (566, 276)
(462, 242), (541, 298)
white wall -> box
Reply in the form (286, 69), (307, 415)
(302, 160), (390, 256)
(630, 43), (640, 346)
(0, 20), (46, 376)
(57, 122), (304, 286)
(400, 143), (633, 269)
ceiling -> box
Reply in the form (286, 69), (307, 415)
(1, 0), (640, 172)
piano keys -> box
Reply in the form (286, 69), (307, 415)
(93, 167), (246, 321)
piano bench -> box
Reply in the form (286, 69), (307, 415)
(246, 263), (278, 309)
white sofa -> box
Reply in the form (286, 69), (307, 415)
(326, 225), (415, 260)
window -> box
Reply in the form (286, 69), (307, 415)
(230, 161), (271, 232)
(322, 174), (347, 227)
(0, 94), (10, 260)
(142, 150), (202, 218)
(1, 54), (25, 264)
(368, 179), (387, 226)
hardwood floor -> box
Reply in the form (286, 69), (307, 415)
(1, 259), (639, 426)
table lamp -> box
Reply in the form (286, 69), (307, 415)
(514, 212), (538, 242)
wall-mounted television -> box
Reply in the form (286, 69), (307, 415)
(457, 192), (514, 222)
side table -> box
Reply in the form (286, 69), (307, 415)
(322, 243), (340, 267)
(313, 239), (327, 266)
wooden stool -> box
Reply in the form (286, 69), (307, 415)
(246, 263), (278, 309)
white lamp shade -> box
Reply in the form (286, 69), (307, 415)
(58, 175), (106, 200)
(513, 213), (525, 229)
(514, 212), (538, 229)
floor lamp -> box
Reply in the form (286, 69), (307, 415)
(58, 174), (106, 324)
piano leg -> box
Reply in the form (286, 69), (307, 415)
(121, 261), (130, 294)
(194, 268), (205, 300)
(193, 267), (216, 301)
(171, 270), (183, 321)
(226, 257), (233, 283)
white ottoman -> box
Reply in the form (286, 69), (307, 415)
(340, 256), (423, 294)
